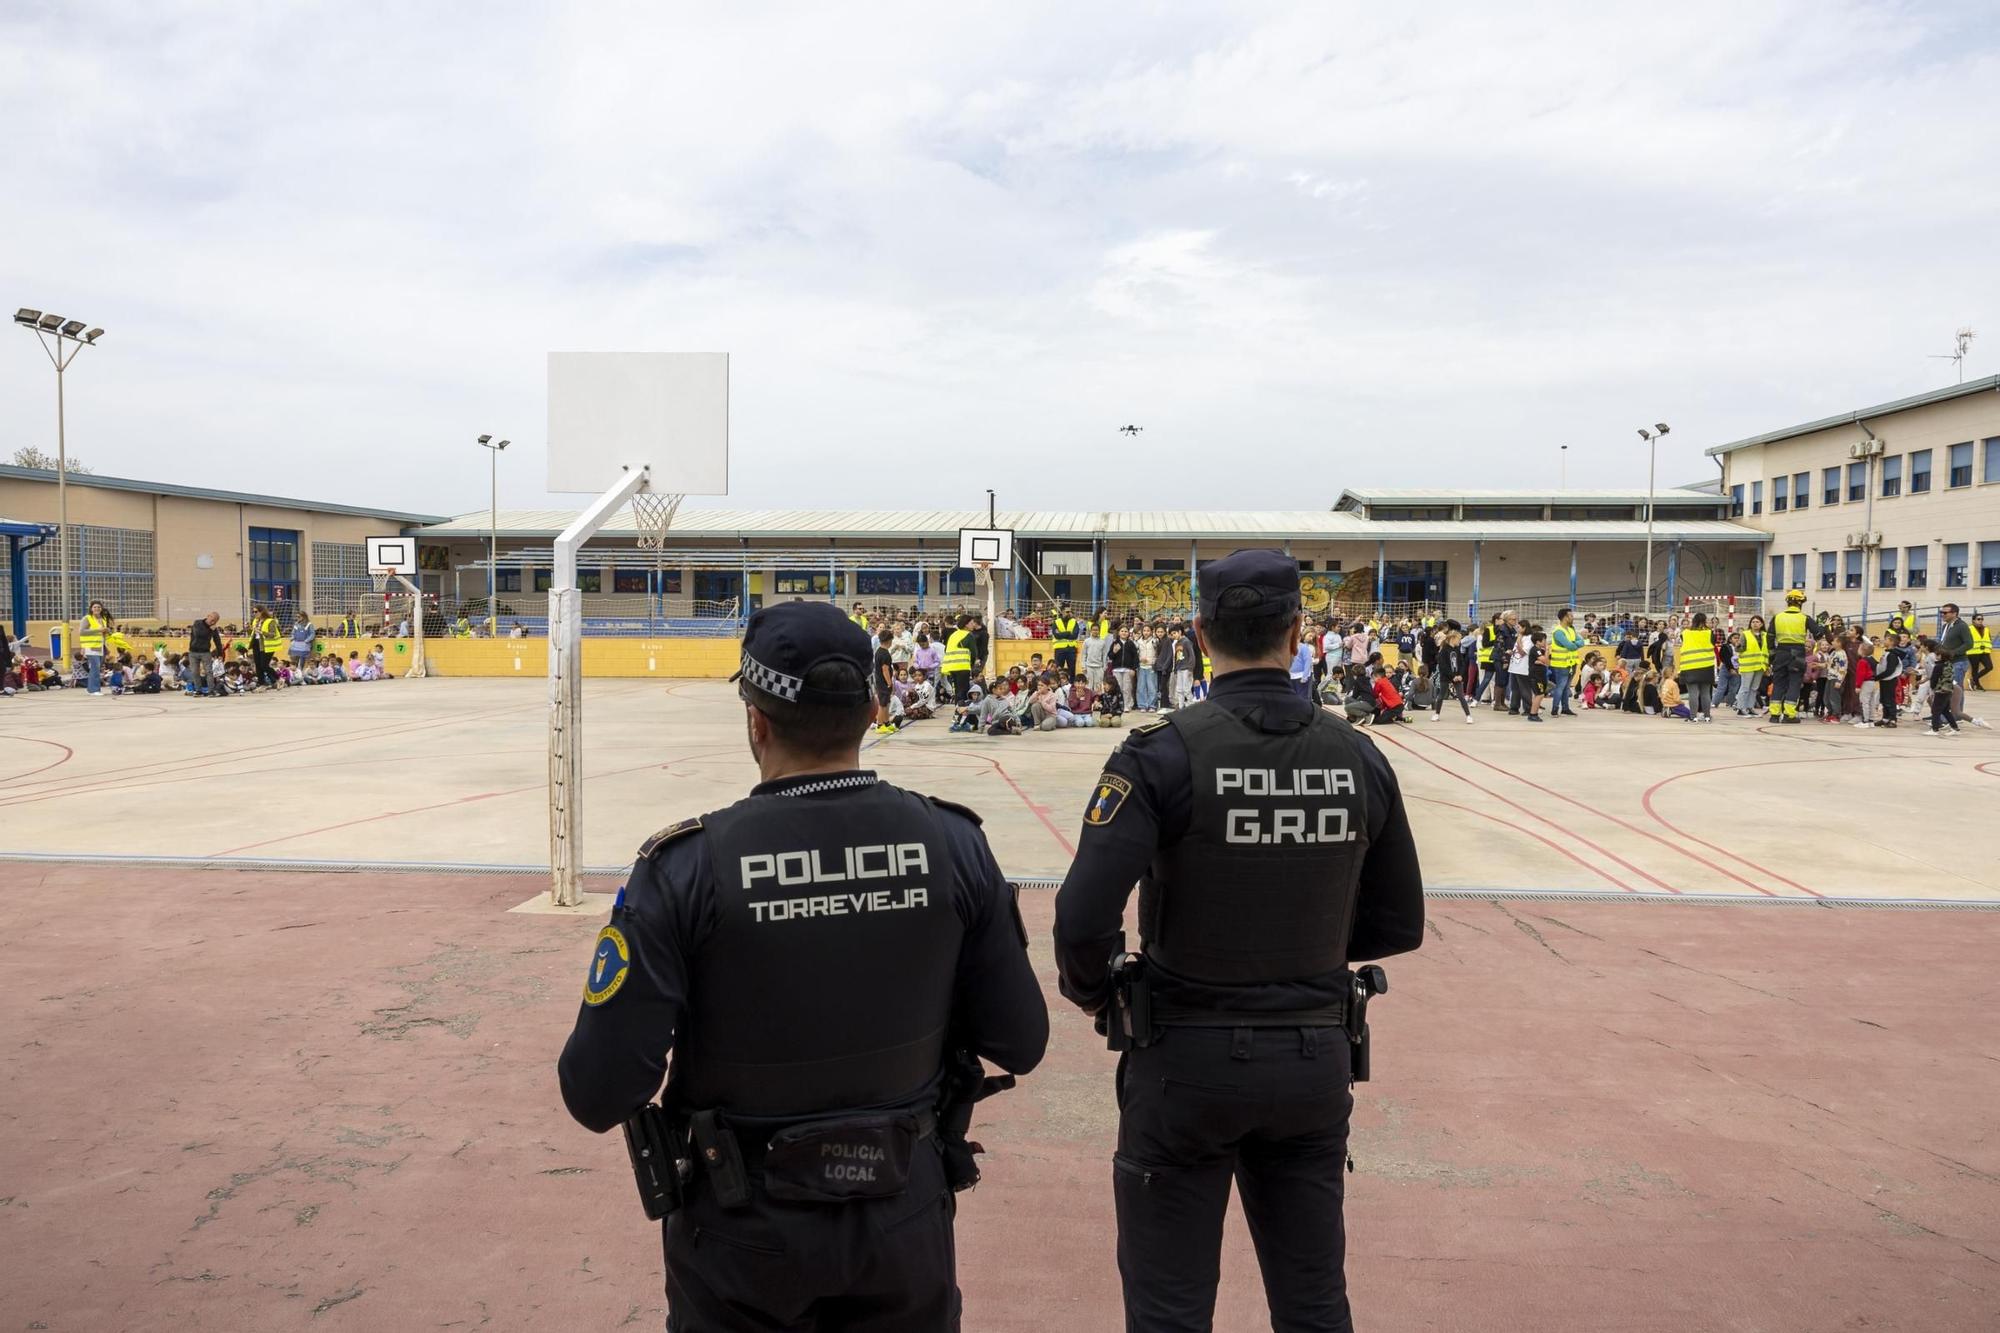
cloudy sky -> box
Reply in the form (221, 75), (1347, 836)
(3, 1), (1996, 518)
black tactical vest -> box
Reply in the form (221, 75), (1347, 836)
(1141, 701), (1372, 984)
(669, 782), (963, 1119)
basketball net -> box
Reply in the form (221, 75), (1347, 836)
(631, 489), (684, 550)
(974, 561), (993, 587)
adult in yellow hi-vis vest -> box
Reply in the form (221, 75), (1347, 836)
(79, 600), (111, 695)
(1969, 613), (1992, 692)
(1734, 615), (1769, 714)
(942, 613), (975, 704)
(1548, 608), (1584, 717)
(251, 605), (283, 688)
(1676, 613), (1717, 721)
(849, 602), (870, 630)
(1767, 591), (1822, 723)
(1050, 605), (1079, 678)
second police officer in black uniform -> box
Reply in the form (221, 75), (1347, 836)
(1054, 548), (1426, 1333)
(559, 601), (1048, 1331)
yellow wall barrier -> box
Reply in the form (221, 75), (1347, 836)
(421, 637), (743, 678)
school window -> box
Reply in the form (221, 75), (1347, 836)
(1847, 461), (1866, 501)
(1987, 438), (2000, 484)
(1819, 552), (1836, 590)
(1909, 449), (1932, 494)
(1823, 467), (1840, 505)
(247, 526), (300, 607)
(1323, 560), (1342, 572)
(1730, 485), (1744, 518)
(1789, 554), (1805, 588)
(1878, 548), (1897, 589)
(857, 570), (920, 596)
(939, 569), (976, 595)
(1792, 472), (1809, 511)
(1125, 557), (1144, 570)
(577, 570), (602, 594)
(775, 571), (838, 596)
(1771, 475), (1788, 513)
(612, 569), (649, 594)
(1750, 481), (1762, 515)
(533, 567), (553, 593)
(693, 570), (743, 603)
(497, 569), (522, 592)
(1842, 550), (1862, 589)
(1944, 543), (1968, 588)
(1297, 561), (1314, 571)
(1769, 555), (1784, 590)
(1943, 441), (1970, 488)
(1881, 456), (1901, 498)
(1151, 559), (1185, 571)
(1905, 546), (1927, 588)
(1982, 542), (2000, 588)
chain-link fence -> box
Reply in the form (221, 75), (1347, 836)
(19, 525), (156, 620)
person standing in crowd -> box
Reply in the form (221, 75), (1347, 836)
(942, 614), (975, 704)
(186, 611), (221, 698)
(1134, 625), (1159, 711)
(247, 604), (280, 688)
(1288, 628), (1315, 700)
(1937, 603), (1990, 729)
(1474, 611), (1500, 703)
(1874, 631), (1904, 727)
(1166, 623), (1196, 712)
(1677, 611), (1717, 722)
(558, 602), (1047, 1328)
(1053, 549), (1424, 1333)
(79, 598), (111, 695)
(848, 601), (869, 630)
(1083, 623), (1109, 692)
(1506, 620), (1534, 719)
(1735, 614), (1769, 715)
(1109, 625), (1139, 715)
(1549, 608), (1583, 718)
(1969, 612), (1992, 691)
(1433, 625), (1474, 723)
(872, 627), (897, 736)
(966, 612), (990, 685)
(1050, 602), (1080, 679)
(1766, 590), (1822, 724)
(911, 631), (940, 687)
(288, 613), (315, 674)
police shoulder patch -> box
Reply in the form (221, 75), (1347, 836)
(1083, 773), (1133, 826)
(638, 816), (702, 859)
(583, 925), (631, 1007)
(1129, 716), (1171, 736)
(925, 795), (983, 826)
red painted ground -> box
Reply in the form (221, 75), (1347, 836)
(2, 865), (1996, 1331)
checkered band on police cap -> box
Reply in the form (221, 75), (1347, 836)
(735, 650), (804, 702)
(728, 600), (874, 706)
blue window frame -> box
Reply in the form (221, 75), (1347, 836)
(1789, 554), (1804, 589)
(1819, 552), (1836, 590)
(497, 568), (522, 592)
(1750, 481), (1763, 515)
(1910, 449), (1932, 494)
(858, 569), (920, 596)
(1987, 438), (2000, 485)
(1949, 442), (1973, 488)
(248, 526), (300, 609)
(1905, 546), (1927, 588)
(1945, 543), (1968, 588)
(1769, 555), (1784, 590)
(1982, 542), (2000, 588)
(1823, 467), (1840, 505)
(1881, 456), (1902, 498)
(694, 570), (743, 603)
(1848, 462), (1866, 501)
(1878, 548), (1897, 589)
(1772, 475), (1789, 513)
(1730, 484), (1744, 518)
(1792, 472), (1809, 511)
(1843, 550), (1861, 589)
(939, 569), (976, 596)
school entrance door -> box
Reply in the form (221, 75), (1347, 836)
(1382, 561), (1446, 604)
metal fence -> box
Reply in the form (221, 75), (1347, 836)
(311, 541), (372, 616)
(20, 525), (156, 620)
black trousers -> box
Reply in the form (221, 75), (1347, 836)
(665, 1147), (957, 1332)
(251, 644), (277, 686)
(1971, 655), (1992, 690)
(946, 670), (971, 705)
(1115, 1026), (1354, 1333)
(1052, 646), (1077, 677)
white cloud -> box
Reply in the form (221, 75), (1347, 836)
(1, 0), (1995, 515)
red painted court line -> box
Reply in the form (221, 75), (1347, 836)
(931, 747), (1077, 859)
(1404, 793), (1627, 890)
(0, 735), (74, 783)
(1405, 729), (1773, 895)
(1371, 731), (1645, 893)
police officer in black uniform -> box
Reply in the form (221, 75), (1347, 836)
(559, 601), (1048, 1331)
(1053, 549), (1426, 1333)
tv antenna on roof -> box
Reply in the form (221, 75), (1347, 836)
(1929, 327), (1976, 384)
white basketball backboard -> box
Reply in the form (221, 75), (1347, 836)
(547, 352), (730, 496)
(366, 535), (416, 575)
(958, 527), (1014, 568)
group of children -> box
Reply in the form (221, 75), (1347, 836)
(946, 666), (1130, 735)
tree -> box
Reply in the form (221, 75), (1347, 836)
(8, 446), (91, 474)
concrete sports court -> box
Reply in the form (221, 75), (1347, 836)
(4, 680), (1999, 1329)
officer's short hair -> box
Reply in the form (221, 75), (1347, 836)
(1201, 586), (1295, 659)
(744, 661), (873, 753)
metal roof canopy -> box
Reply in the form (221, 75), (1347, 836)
(1, 518), (59, 538)
(0, 465), (447, 525)
(466, 545), (983, 570)
(1705, 374), (2000, 458)
(1335, 487), (1723, 507)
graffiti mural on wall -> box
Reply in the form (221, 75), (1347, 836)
(1107, 570), (1191, 613)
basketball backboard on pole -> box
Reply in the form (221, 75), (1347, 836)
(546, 352), (730, 907)
(367, 535), (427, 678)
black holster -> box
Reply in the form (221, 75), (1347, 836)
(1345, 965), (1388, 1084)
(1096, 946), (1153, 1051)
(621, 1104), (689, 1221)
(689, 1108), (751, 1210)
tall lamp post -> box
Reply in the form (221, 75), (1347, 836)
(1636, 422), (1669, 615)
(13, 309), (105, 657)
(477, 435), (510, 634)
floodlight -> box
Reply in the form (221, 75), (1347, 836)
(60, 319), (85, 337)
(478, 434), (493, 444)
(1637, 428), (1653, 441)
(14, 308), (39, 325)
(1654, 422), (1671, 435)
(84, 328), (103, 342)
(497, 438), (510, 450)
(37, 313), (62, 331)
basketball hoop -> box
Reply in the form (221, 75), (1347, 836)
(631, 488), (684, 551)
(974, 560), (993, 587)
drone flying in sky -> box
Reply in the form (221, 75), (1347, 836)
(1117, 424), (1144, 436)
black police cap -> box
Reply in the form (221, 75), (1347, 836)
(730, 602), (874, 706)
(1197, 548), (1302, 621)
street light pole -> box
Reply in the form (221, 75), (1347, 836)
(1637, 422), (1669, 616)
(14, 311), (104, 657)
(476, 435), (510, 634)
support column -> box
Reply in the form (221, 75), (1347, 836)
(1751, 542), (1764, 610)
(1471, 540), (1483, 620)
(1667, 541), (1681, 609)
(1189, 540), (1199, 616)
(916, 537), (925, 613)
(1568, 541), (1578, 608)
(1375, 540), (1387, 608)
